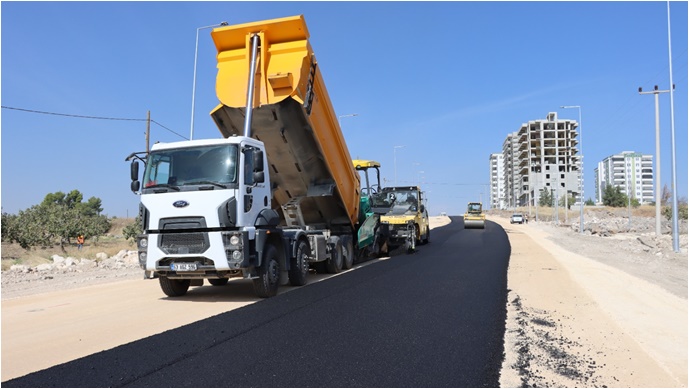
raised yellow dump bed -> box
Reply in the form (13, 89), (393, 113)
(209, 15), (360, 229)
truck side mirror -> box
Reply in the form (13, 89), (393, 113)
(131, 180), (140, 192)
(130, 161), (139, 181)
(420, 204), (425, 213)
(254, 171), (265, 183)
(253, 150), (264, 172)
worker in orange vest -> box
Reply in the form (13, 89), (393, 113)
(77, 235), (85, 251)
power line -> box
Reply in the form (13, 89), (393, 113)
(1, 106), (188, 140)
(150, 120), (188, 140)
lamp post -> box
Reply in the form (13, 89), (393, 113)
(393, 145), (405, 186)
(190, 21), (228, 140)
(666, 1), (680, 253)
(561, 105), (584, 234)
(338, 113), (358, 125)
(639, 85), (670, 237)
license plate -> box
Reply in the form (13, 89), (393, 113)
(171, 263), (197, 271)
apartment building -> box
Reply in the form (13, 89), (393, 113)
(489, 153), (506, 209)
(594, 151), (654, 204)
(499, 112), (581, 208)
(501, 132), (519, 208)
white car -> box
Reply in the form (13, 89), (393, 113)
(510, 213), (524, 224)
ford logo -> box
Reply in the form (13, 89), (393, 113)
(173, 200), (189, 208)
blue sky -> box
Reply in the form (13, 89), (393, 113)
(2, 1), (687, 217)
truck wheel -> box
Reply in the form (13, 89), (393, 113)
(288, 239), (309, 286)
(341, 236), (354, 270)
(159, 277), (190, 297)
(406, 224), (417, 254)
(209, 278), (229, 286)
(253, 244), (280, 298)
(422, 226), (430, 244)
(325, 237), (343, 273)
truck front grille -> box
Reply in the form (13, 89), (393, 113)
(160, 232), (208, 254)
(158, 217), (209, 255)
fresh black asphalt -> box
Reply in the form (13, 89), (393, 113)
(3, 217), (511, 388)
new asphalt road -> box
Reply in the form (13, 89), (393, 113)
(4, 217), (511, 387)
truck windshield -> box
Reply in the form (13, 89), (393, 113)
(143, 144), (238, 189)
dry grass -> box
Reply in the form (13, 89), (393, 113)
(1, 218), (136, 271)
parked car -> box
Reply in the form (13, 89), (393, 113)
(510, 213), (524, 224)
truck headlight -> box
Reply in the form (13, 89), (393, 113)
(138, 252), (147, 268)
(229, 235), (240, 246)
(138, 237), (148, 249)
(232, 250), (243, 260)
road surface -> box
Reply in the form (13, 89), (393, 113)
(3, 217), (510, 387)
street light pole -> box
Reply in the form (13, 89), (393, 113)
(666, 0), (680, 253)
(338, 113), (358, 126)
(639, 86), (669, 237)
(393, 145), (405, 186)
(190, 21), (228, 140)
(561, 105), (584, 234)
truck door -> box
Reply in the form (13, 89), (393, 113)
(240, 145), (270, 226)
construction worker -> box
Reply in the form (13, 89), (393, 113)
(77, 235), (85, 251)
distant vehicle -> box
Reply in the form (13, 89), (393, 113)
(510, 213), (524, 224)
(440, 212), (447, 217)
(464, 202), (485, 229)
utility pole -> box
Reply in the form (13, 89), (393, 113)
(639, 85), (670, 237)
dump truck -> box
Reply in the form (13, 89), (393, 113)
(379, 186), (430, 252)
(464, 202), (486, 229)
(126, 15), (388, 298)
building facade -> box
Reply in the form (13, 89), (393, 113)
(489, 153), (506, 209)
(502, 132), (519, 209)
(594, 151), (654, 204)
(500, 112), (582, 209)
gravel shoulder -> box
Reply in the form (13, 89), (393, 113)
(495, 215), (687, 387)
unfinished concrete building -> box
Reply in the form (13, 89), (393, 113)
(501, 132), (519, 209)
(501, 112), (581, 208)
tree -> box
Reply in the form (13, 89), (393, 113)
(585, 198), (595, 206)
(41, 190), (103, 217)
(3, 190), (111, 250)
(662, 196), (688, 221)
(661, 184), (672, 206)
(539, 188), (554, 207)
(123, 215), (143, 243)
(602, 185), (627, 207)
(558, 194), (577, 209)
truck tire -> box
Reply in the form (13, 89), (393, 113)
(159, 277), (190, 297)
(209, 278), (229, 286)
(288, 239), (309, 286)
(253, 244), (280, 298)
(422, 226), (430, 244)
(341, 236), (354, 270)
(325, 236), (343, 273)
